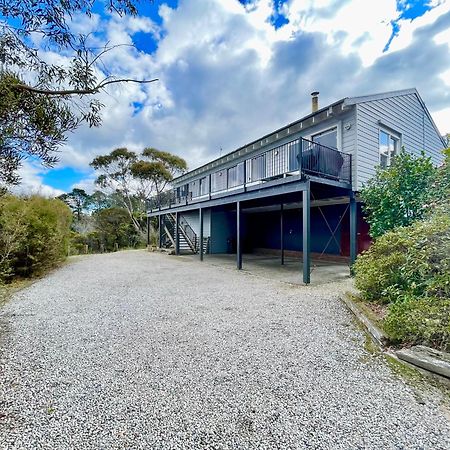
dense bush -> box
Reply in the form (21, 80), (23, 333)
(360, 150), (436, 238)
(68, 207), (142, 254)
(355, 148), (450, 350)
(354, 213), (450, 303)
(354, 212), (450, 350)
(384, 297), (450, 351)
(0, 195), (72, 282)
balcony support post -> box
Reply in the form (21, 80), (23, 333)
(302, 181), (311, 284)
(199, 208), (204, 261)
(158, 214), (162, 248)
(349, 190), (357, 270)
(175, 212), (180, 255)
(237, 201), (242, 270)
(146, 216), (150, 247)
(280, 203), (285, 265)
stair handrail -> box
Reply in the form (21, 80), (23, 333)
(163, 212), (201, 253)
(179, 215), (198, 252)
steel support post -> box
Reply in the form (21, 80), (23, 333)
(349, 191), (357, 270)
(302, 183), (311, 284)
(280, 203), (285, 265)
(237, 201), (242, 270)
(158, 215), (162, 248)
(175, 212), (180, 255)
(199, 208), (204, 261)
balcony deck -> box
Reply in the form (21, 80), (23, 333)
(148, 138), (352, 214)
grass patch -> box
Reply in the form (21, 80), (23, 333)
(347, 292), (385, 329)
(385, 353), (450, 403)
(0, 279), (34, 306)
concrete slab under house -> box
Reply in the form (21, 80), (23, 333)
(147, 88), (446, 284)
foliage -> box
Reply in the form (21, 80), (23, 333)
(95, 207), (141, 250)
(360, 150), (436, 238)
(0, 72), (78, 185)
(429, 148), (450, 214)
(139, 147), (188, 194)
(384, 297), (450, 351)
(69, 207), (142, 253)
(58, 188), (92, 221)
(90, 190), (112, 212)
(90, 148), (142, 232)
(354, 213), (450, 303)
(0, 0), (156, 186)
(0, 195), (72, 282)
(444, 133), (450, 148)
(354, 211), (450, 350)
(90, 147), (187, 234)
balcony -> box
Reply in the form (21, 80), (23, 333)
(148, 138), (352, 211)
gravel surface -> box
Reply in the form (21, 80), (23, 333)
(0, 250), (449, 449)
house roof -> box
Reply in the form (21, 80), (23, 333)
(174, 88), (446, 184)
(173, 97), (348, 184)
(344, 88), (446, 147)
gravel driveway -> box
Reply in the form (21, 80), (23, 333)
(1, 250), (449, 449)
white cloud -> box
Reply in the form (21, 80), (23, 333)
(433, 107), (450, 135)
(71, 175), (98, 194)
(12, 161), (64, 198)
(434, 22), (450, 46)
(390, 0), (450, 53)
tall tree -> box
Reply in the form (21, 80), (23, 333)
(140, 148), (188, 195)
(58, 188), (91, 221)
(90, 148), (142, 232)
(90, 147), (187, 234)
(0, 0), (157, 186)
(90, 190), (112, 212)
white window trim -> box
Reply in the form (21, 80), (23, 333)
(306, 122), (342, 151)
(378, 126), (401, 167)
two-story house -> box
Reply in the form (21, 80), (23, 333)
(147, 88), (446, 284)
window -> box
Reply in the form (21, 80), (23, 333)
(311, 127), (337, 149)
(199, 176), (209, 196)
(211, 170), (227, 192)
(227, 162), (245, 188)
(379, 129), (399, 168)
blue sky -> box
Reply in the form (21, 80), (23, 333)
(18, 0), (450, 196)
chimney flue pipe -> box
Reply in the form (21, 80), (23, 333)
(311, 91), (319, 112)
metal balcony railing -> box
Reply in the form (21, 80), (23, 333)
(147, 137), (351, 211)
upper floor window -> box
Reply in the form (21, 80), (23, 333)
(379, 129), (399, 168)
(312, 127), (337, 150)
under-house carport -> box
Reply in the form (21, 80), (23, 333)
(181, 253), (351, 286)
(149, 178), (364, 284)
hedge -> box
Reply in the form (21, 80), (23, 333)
(0, 195), (72, 282)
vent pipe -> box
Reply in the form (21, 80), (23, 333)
(311, 91), (319, 112)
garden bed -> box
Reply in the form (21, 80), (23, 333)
(342, 291), (450, 382)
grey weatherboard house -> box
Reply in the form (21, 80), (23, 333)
(147, 88), (446, 284)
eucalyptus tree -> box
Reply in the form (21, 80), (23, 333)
(90, 148), (142, 233)
(90, 147), (187, 235)
(0, 0), (157, 186)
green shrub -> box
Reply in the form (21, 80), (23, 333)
(354, 213), (450, 303)
(360, 150), (436, 238)
(0, 195), (72, 281)
(384, 296), (450, 351)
